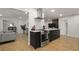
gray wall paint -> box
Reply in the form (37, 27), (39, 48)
(0, 18), (3, 32)
(59, 15), (79, 38)
(0, 17), (27, 34)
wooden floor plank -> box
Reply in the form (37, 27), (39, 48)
(0, 34), (79, 51)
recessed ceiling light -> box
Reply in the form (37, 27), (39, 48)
(59, 14), (63, 16)
(0, 14), (2, 16)
(25, 12), (28, 14)
(51, 9), (55, 12)
(10, 24), (13, 27)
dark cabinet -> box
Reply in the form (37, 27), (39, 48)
(48, 19), (59, 28)
(30, 31), (41, 49)
(30, 29), (60, 49)
(49, 30), (60, 42)
(52, 19), (59, 28)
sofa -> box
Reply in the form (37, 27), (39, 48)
(0, 32), (16, 43)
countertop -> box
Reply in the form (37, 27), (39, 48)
(30, 28), (59, 32)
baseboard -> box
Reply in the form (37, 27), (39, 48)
(60, 34), (79, 39)
(67, 34), (79, 39)
(0, 40), (15, 45)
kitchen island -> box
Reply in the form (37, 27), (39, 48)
(30, 28), (60, 49)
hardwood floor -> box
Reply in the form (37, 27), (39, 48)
(0, 34), (79, 51)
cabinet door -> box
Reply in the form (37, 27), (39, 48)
(35, 32), (41, 47)
(30, 32), (41, 49)
(1, 33), (16, 42)
(54, 30), (60, 39)
(49, 30), (60, 42)
(30, 32), (36, 47)
(48, 30), (54, 41)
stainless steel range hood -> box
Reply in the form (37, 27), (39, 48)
(35, 8), (44, 19)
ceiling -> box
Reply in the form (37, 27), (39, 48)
(0, 8), (79, 21)
(16, 8), (79, 20)
(0, 8), (28, 20)
(43, 8), (79, 20)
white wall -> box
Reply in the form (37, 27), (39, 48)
(28, 8), (45, 45)
(59, 18), (67, 35)
(0, 18), (3, 32)
(28, 8), (45, 30)
(28, 8), (37, 45)
(59, 15), (79, 38)
(0, 17), (26, 34)
(35, 19), (45, 29)
(28, 8), (37, 31)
